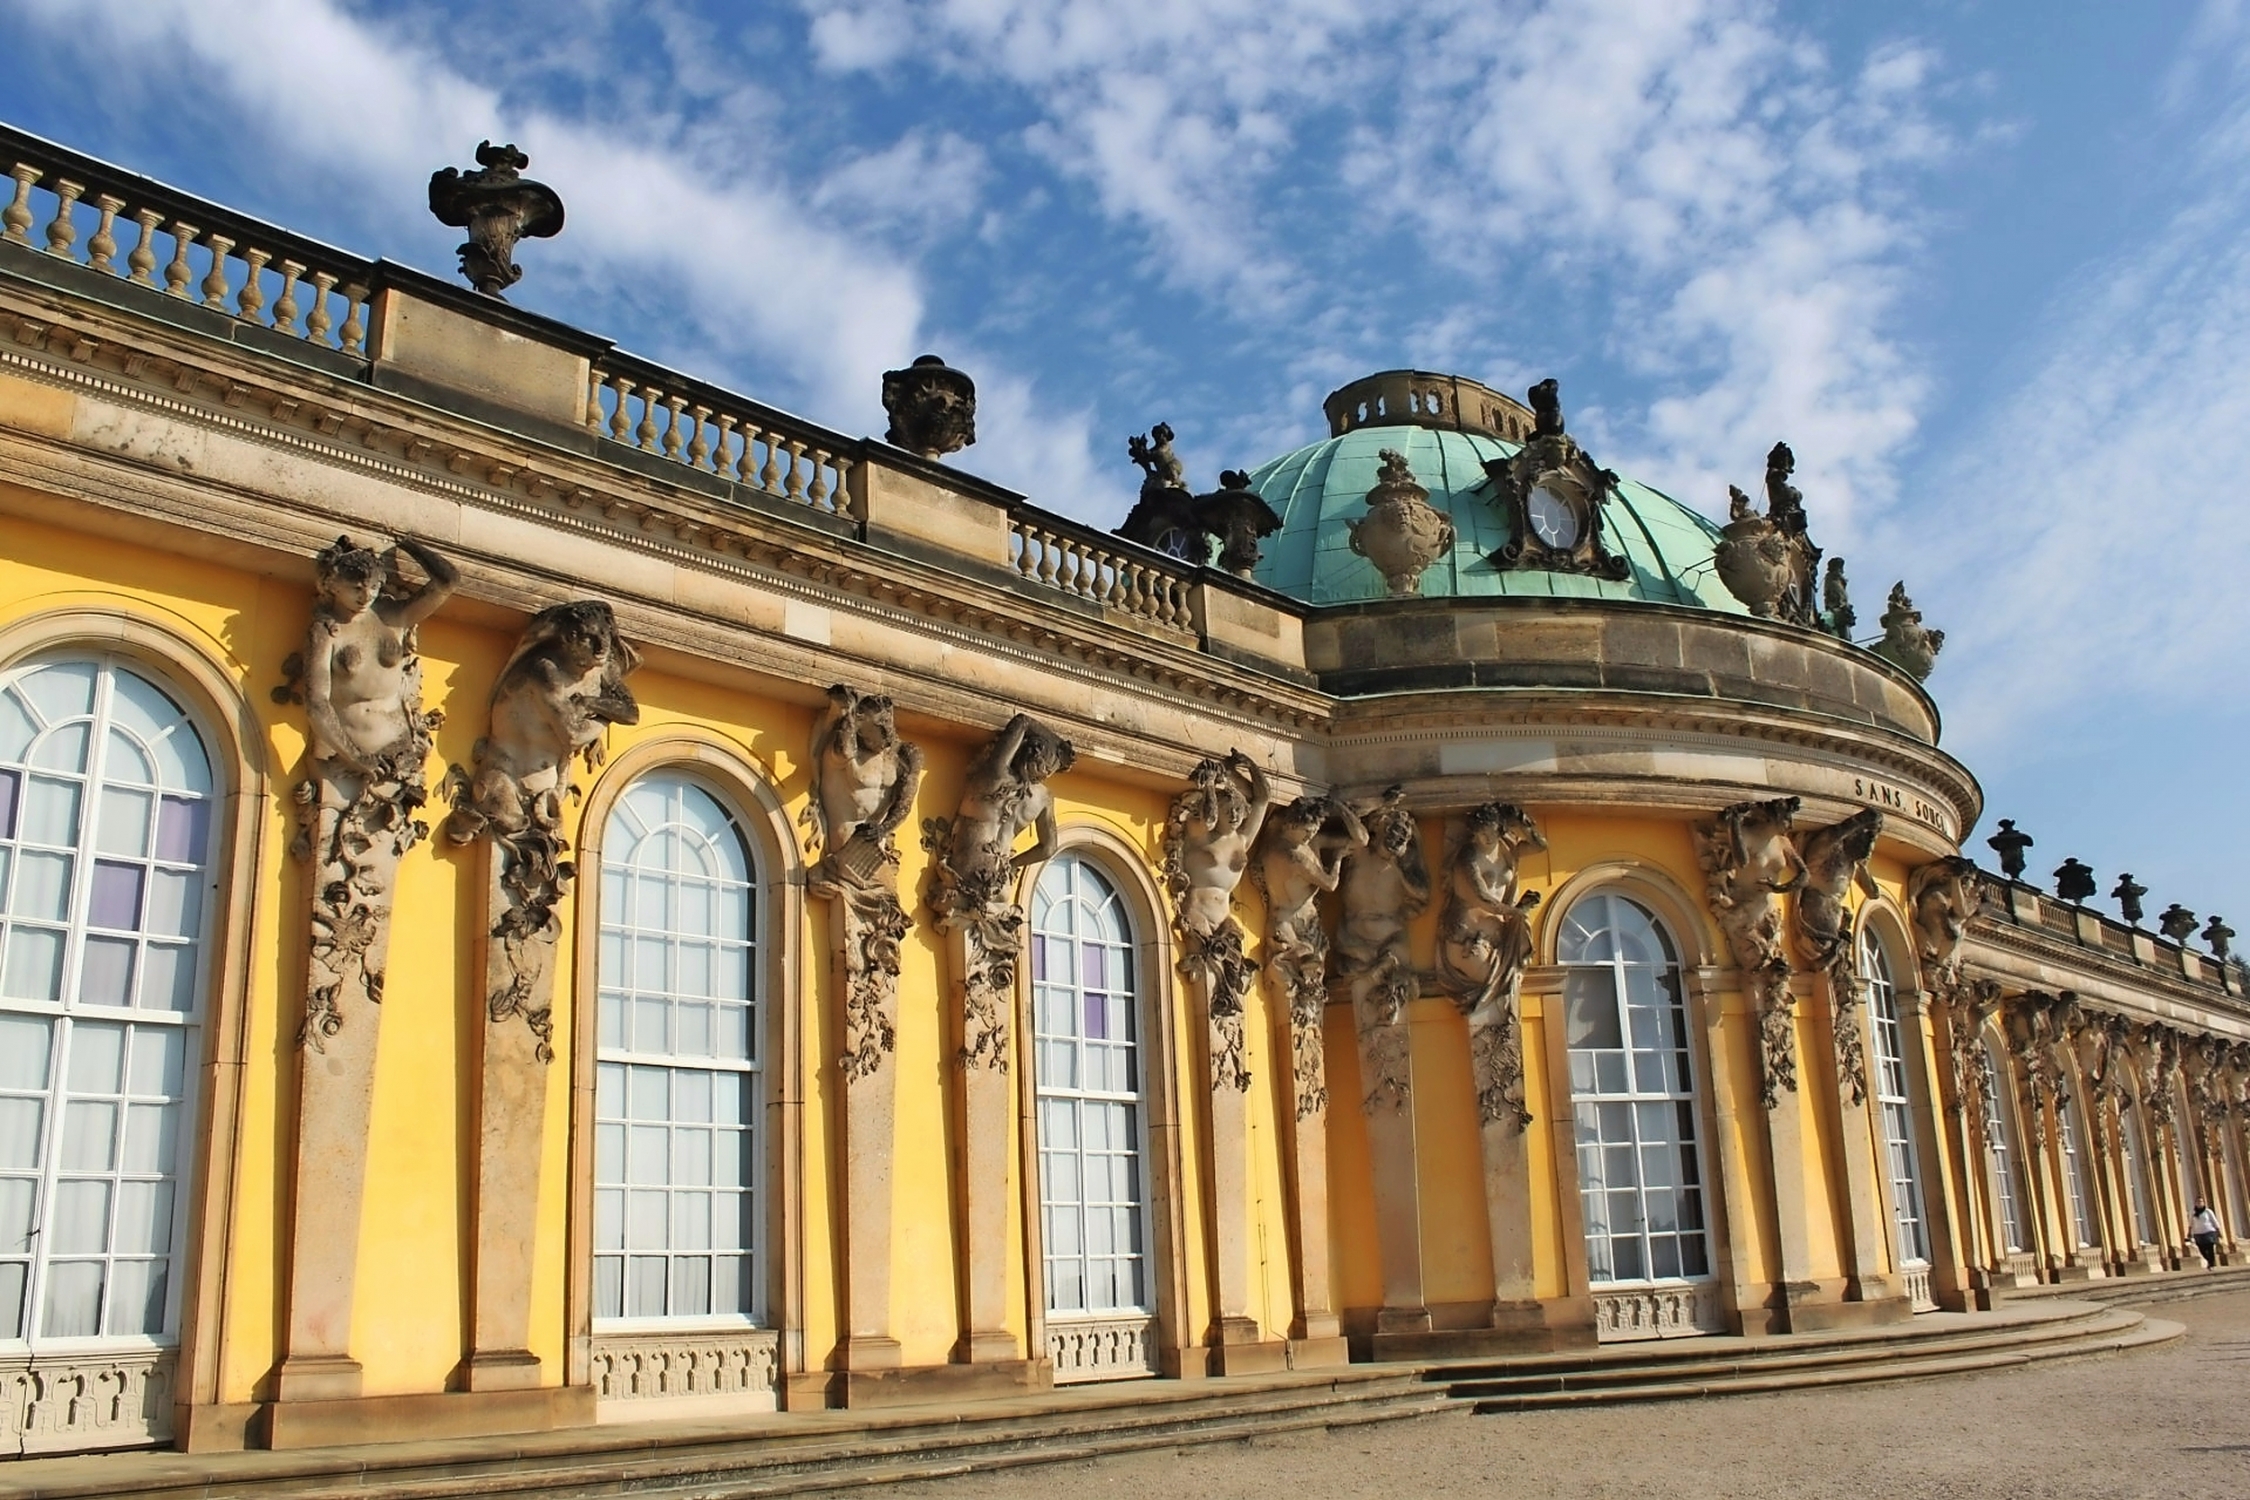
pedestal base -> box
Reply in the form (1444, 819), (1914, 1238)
(261, 1385), (593, 1450)
(841, 1358), (1050, 1408)
(1286, 1334), (1352, 1370)
(462, 1348), (544, 1392)
(270, 1354), (362, 1403)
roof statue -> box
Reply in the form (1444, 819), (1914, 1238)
(2160, 903), (2200, 943)
(2112, 872), (2149, 926)
(1197, 469), (1284, 578)
(1986, 819), (2033, 880)
(2203, 915), (2234, 961)
(1713, 440), (1825, 626)
(1870, 581), (1945, 681)
(427, 142), (563, 298)
(1480, 377), (1630, 582)
(1115, 425), (1281, 576)
(881, 355), (977, 460)
(2053, 857), (2096, 904)
(1348, 449), (1455, 596)
(1822, 557), (1854, 638)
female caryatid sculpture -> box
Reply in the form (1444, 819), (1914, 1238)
(807, 685), (925, 1080)
(442, 600), (641, 1060)
(1336, 786), (1430, 1113)
(923, 712), (1074, 1069)
(1257, 796), (1366, 1119)
(277, 534), (458, 1049)
(1436, 803), (1546, 1130)
(1163, 751), (1272, 1091)
(1695, 796), (1807, 1108)
(1795, 810), (1882, 1104)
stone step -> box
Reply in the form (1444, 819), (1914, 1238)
(1464, 1313), (2182, 1413)
(1997, 1263), (2250, 1308)
(1439, 1305), (2136, 1399)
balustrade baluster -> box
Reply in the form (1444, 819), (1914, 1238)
(306, 273), (337, 344)
(807, 449), (832, 512)
(235, 248), (269, 322)
(1036, 531), (1062, 586)
(199, 235), (235, 308)
(126, 208), (160, 286)
(687, 406), (712, 469)
(87, 195), (123, 273)
(1012, 526), (1037, 579)
(2, 165), (36, 245)
(340, 284), (369, 355)
(1055, 541), (1080, 596)
(272, 260), (304, 334)
(609, 378), (635, 442)
(584, 370), (606, 429)
(636, 388), (661, 451)
(759, 434), (783, 493)
(42, 179), (83, 259)
(735, 424), (762, 485)
(660, 394), (686, 459)
(834, 456), (859, 518)
(784, 440), (807, 501)
(713, 414), (738, 476)
(163, 225), (197, 298)
(1101, 552), (1127, 606)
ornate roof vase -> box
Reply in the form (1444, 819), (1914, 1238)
(1347, 449), (1454, 596)
(1712, 489), (1794, 618)
(427, 142), (564, 298)
(1195, 472), (1284, 578)
(881, 355), (976, 460)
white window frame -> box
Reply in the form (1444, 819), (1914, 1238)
(1029, 854), (1155, 1323)
(1860, 932), (1930, 1267)
(591, 771), (763, 1333)
(0, 653), (214, 1356)
(2060, 1094), (2099, 1250)
(1560, 892), (1714, 1289)
(1985, 1039), (2029, 1254)
(2122, 1104), (2157, 1247)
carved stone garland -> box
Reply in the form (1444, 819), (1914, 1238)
(1695, 797), (1807, 1109)
(271, 535), (455, 1405)
(441, 599), (640, 1392)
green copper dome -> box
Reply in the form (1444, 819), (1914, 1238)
(1245, 373), (1746, 613)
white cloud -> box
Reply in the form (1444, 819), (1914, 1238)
(812, 130), (991, 243)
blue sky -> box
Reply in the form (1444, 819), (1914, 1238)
(5, 0), (2247, 936)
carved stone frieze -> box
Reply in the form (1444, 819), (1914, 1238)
(805, 685), (925, 1081)
(1481, 379), (1630, 582)
(923, 713), (1073, 1070)
(1795, 810), (1881, 1104)
(442, 600), (642, 1060)
(1347, 449), (1454, 596)
(1694, 796), (1807, 1108)
(1255, 796), (1364, 1119)
(1161, 752), (1271, 1092)
(0, 1348), (175, 1456)
(276, 535), (457, 1050)
(1870, 581), (1944, 681)
(427, 142), (564, 298)
(881, 355), (977, 460)
(589, 1329), (778, 1410)
(1435, 803), (1545, 1130)
(1334, 786), (1428, 1113)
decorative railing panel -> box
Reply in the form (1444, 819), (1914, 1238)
(1903, 1262), (1937, 1313)
(1591, 1281), (1726, 1342)
(583, 356), (857, 520)
(1047, 1314), (1160, 1384)
(590, 1328), (779, 1416)
(1008, 517), (1194, 633)
(0, 1347), (174, 1456)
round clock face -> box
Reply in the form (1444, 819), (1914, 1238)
(1528, 484), (1581, 549)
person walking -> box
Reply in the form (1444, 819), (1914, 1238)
(2189, 1200), (2222, 1268)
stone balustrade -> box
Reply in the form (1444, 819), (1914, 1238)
(0, 122), (374, 358)
(1008, 513), (1196, 632)
(583, 353), (858, 519)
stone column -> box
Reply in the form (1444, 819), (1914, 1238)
(1686, 967), (1767, 1333)
(1759, 975), (1827, 1327)
(1267, 967), (1344, 1364)
(834, 918), (903, 1378)
(948, 922), (1021, 1365)
(1190, 956), (1284, 1373)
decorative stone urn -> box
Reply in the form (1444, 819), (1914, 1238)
(426, 142), (563, 298)
(1712, 486), (1794, 618)
(1347, 449), (1454, 595)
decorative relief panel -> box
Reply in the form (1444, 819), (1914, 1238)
(1047, 1315), (1160, 1385)
(590, 1329), (779, 1417)
(0, 1349), (174, 1456)
(1902, 1264), (1937, 1313)
(1591, 1282), (1725, 1343)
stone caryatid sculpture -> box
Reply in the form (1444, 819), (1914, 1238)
(1348, 448), (1455, 596)
(2160, 903), (2200, 944)
(1256, 796), (1366, 1120)
(1870, 581), (1945, 681)
(2204, 915), (2235, 961)
(443, 601), (642, 1058)
(1695, 796), (1808, 1108)
(2053, 857), (2097, 904)
(1795, 811), (1882, 1104)
(2113, 872), (2150, 926)
(1161, 751), (1272, 1091)
(881, 354), (977, 460)
(1335, 786), (1430, 1113)
(427, 142), (564, 298)
(1952, 976), (2005, 1147)
(922, 713), (1074, 1068)
(440, 599), (637, 1394)
(1908, 855), (1983, 998)
(1986, 819), (2034, 881)
(806, 685), (925, 1080)
(276, 535), (458, 1050)
(1435, 803), (1546, 1130)
(271, 534), (455, 1404)
(2144, 1024), (2183, 1130)
(1823, 556), (1855, 638)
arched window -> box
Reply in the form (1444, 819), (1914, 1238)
(0, 656), (214, 1345)
(2060, 1098), (2098, 1250)
(1029, 854), (1156, 1381)
(1860, 932), (1929, 1268)
(592, 773), (759, 1325)
(1984, 1040), (2028, 1254)
(1559, 893), (1712, 1295)
(2121, 1104), (2157, 1247)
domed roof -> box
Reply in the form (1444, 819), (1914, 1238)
(1246, 372), (1746, 613)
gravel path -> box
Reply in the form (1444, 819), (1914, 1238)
(886, 1291), (2250, 1499)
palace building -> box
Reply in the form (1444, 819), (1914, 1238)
(0, 122), (2243, 1466)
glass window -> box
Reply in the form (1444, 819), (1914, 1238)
(1984, 1040), (2029, 1254)
(1560, 893), (1710, 1285)
(0, 657), (212, 1346)
(1030, 855), (1150, 1317)
(2122, 1105), (2157, 1247)
(1860, 933), (1929, 1266)
(593, 774), (759, 1326)
(2061, 1095), (2098, 1250)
